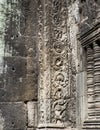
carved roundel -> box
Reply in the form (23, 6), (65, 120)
(53, 42), (64, 53)
(55, 73), (64, 82)
(53, 57), (63, 70)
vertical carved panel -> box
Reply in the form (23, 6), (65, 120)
(38, 0), (76, 128)
(50, 0), (76, 127)
(50, 0), (69, 124)
(37, 0), (51, 124)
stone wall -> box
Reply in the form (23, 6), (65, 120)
(0, 0), (99, 130)
(0, 0), (80, 130)
(0, 0), (38, 130)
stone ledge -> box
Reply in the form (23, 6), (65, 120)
(37, 124), (77, 130)
(83, 119), (100, 129)
(37, 123), (65, 129)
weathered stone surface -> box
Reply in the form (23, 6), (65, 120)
(76, 72), (87, 130)
(0, 0), (99, 130)
(0, 0), (38, 102)
(0, 102), (26, 130)
(37, 0), (78, 129)
(79, 0), (100, 35)
(0, 56), (37, 101)
(20, 0), (38, 37)
(27, 101), (37, 127)
(27, 128), (35, 130)
(0, 1), (38, 129)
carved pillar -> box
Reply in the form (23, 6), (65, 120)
(93, 41), (100, 119)
(37, 0), (76, 129)
(86, 45), (95, 119)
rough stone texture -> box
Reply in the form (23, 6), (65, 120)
(0, 102), (26, 130)
(79, 0), (100, 35)
(27, 101), (37, 128)
(27, 128), (35, 130)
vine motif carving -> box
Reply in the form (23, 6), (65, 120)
(50, 0), (72, 125)
(38, 0), (76, 126)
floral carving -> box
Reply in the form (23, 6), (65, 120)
(50, 0), (72, 125)
(53, 42), (65, 53)
(38, 0), (76, 127)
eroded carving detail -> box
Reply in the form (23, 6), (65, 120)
(38, 0), (76, 127)
(50, 0), (75, 126)
(37, 0), (51, 124)
(37, 0), (45, 124)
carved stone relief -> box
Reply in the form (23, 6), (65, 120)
(38, 0), (77, 128)
(37, 0), (51, 124)
(50, 0), (76, 127)
(50, 0), (70, 125)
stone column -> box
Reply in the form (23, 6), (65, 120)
(83, 42), (100, 129)
(93, 41), (100, 119)
(86, 45), (95, 119)
(37, 0), (76, 130)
